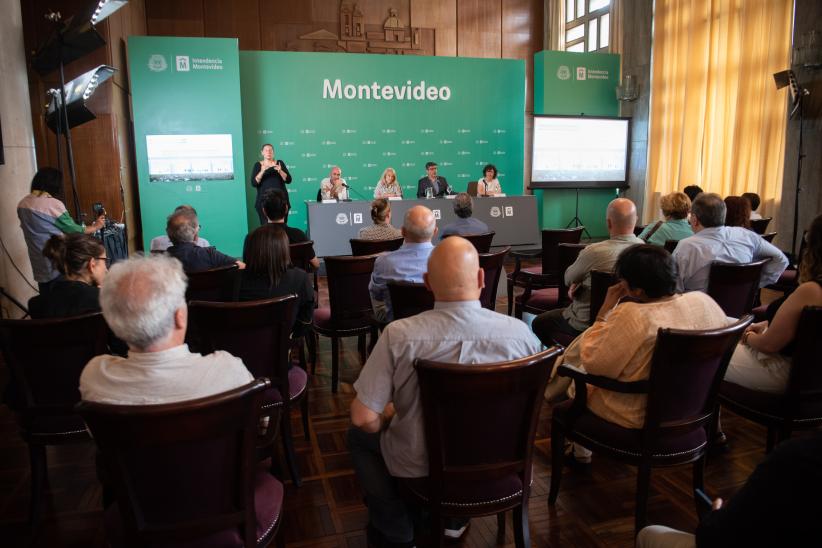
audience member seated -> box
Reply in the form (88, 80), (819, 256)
(79, 255), (253, 404)
(637, 431), (822, 547)
(672, 193), (787, 293)
(724, 196), (752, 229)
(639, 191), (694, 246)
(544, 245), (728, 463)
(239, 224), (314, 338)
(439, 192), (490, 239)
(349, 236), (543, 547)
(742, 192), (762, 220)
(358, 198), (402, 241)
(532, 198), (643, 345)
(149, 205), (210, 251)
(724, 213), (822, 394)
(28, 233), (107, 319)
(683, 185), (704, 203)
(369, 205), (437, 323)
(166, 209), (243, 273)
(255, 189), (320, 270)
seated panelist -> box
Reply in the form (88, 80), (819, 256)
(416, 161), (450, 198)
(320, 166), (349, 201)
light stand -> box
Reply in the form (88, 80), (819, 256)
(565, 187), (591, 239)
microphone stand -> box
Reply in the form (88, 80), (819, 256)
(341, 183), (369, 202)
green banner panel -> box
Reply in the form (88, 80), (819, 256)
(240, 51), (525, 231)
(129, 36), (248, 256)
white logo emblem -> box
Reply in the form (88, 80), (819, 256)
(432, 209), (441, 220)
(335, 213), (348, 225)
(557, 65), (571, 80)
(490, 207), (502, 218)
(148, 54), (167, 72)
(176, 56), (190, 72)
(353, 213), (363, 224)
(505, 206), (513, 217)
(576, 67), (587, 80)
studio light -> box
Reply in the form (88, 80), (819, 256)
(45, 65), (115, 132)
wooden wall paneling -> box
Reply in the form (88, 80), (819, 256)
(266, 0), (313, 24)
(260, 0), (314, 50)
(203, 0), (261, 50)
(145, 0), (205, 37)
(456, 0), (502, 58)
(410, 0), (457, 56)
(502, 0), (543, 113)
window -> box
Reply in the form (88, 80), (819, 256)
(564, 0), (610, 53)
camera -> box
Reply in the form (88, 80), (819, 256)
(92, 202), (106, 217)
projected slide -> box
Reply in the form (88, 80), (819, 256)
(147, 134), (234, 182)
(531, 117), (628, 185)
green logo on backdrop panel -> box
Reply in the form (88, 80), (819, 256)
(129, 36), (248, 256)
(240, 51), (525, 231)
(534, 50), (619, 117)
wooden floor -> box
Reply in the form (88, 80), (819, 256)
(0, 282), (775, 547)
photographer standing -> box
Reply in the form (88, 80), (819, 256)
(17, 167), (104, 291)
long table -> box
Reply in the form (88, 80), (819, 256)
(305, 195), (540, 257)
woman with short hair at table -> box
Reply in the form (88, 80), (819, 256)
(477, 164), (502, 196)
(374, 167), (403, 199)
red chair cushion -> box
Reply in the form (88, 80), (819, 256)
(312, 307), (331, 329)
(404, 474), (524, 509)
(263, 367), (308, 407)
(515, 287), (560, 310)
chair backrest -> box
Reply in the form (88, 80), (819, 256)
(316, 188), (323, 202)
(188, 296), (296, 388)
(589, 269), (618, 325)
(460, 231), (495, 253)
(289, 240), (317, 271)
(643, 316), (752, 443)
(77, 379), (270, 547)
(0, 313), (109, 420)
(762, 232), (777, 243)
(479, 246), (510, 310)
(634, 224), (646, 237)
(466, 181), (479, 197)
(540, 227), (585, 282)
(350, 237), (404, 256)
(664, 239), (679, 253)
(750, 217), (772, 235)
(706, 259), (769, 318)
(388, 281), (435, 321)
(785, 307), (822, 420)
(324, 254), (379, 327)
(414, 347), (563, 503)
(185, 264), (240, 302)
(557, 243), (587, 307)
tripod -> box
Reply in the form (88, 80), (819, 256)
(565, 187), (592, 239)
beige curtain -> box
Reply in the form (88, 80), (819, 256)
(547, 0), (566, 51)
(645, 0), (793, 225)
(609, 0), (623, 57)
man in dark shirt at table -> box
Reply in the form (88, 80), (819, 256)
(416, 161), (450, 198)
(166, 209), (244, 272)
(249, 189), (320, 270)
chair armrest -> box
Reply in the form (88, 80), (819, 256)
(557, 364), (649, 394)
(518, 270), (555, 287)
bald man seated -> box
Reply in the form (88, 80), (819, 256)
(532, 198), (643, 346)
(349, 237), (543, 547)
(369, 205), (437, 323)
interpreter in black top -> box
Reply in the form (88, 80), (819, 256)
(251, 143), (292, 225)
(247, 189), (320, 270)
(239, 224), (314, 338)
(28, 233), (108, 319)
(416, 161), (450, 198)
(165, 208), (244, 273)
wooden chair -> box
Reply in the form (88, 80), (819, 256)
(479, 246), (510, 311)
(466, 181), (479, 197)
(406, 347), (563, 547)
(188, 296), (308, 486)
(443, 231), (495, 253)
(388, 281), (435, 321)
(706, 259), (769, 318)
(719, 307), (822, 452)
(588, 269), (619, 325)
(77, 379), (284, 548)
(0, 312), (109, 530)
(634, 224), (646, 237)
(507, 227), (585, 316)
(313, 255), (380, 392)
(548, 316), (752, 534)
(289, 240), (319, 368)
(350, 237), (404, 256)
(750, 217), (772, 235)
(664, 239), (679, 253)
(513, 242), (586, 320)
(762, 232), (777, 243)
(185, 264), (240, 302)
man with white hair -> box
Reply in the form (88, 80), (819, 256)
(165, 208), (244, 272)
(369, 205), (437, 323)
(79, 255), (253, 404)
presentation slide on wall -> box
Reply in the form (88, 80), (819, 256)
(531, 117), (628, 184)
(146, 134), (235, 182)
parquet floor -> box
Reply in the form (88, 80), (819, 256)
(0, 276), (776, 547)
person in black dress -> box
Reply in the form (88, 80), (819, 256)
(28, 233), (108, 319)
(251, 143), (292, 225)
(239, 224), (314, 338)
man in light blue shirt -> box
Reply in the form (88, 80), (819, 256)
(439, 192), (490, 239)
(369, 205), (437, 322)
(673, 193), (788, 293)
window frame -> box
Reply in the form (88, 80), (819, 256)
(564, 0), (610, 53)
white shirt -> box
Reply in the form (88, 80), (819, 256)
(478, 178), (502, 195)
(150, 235), (210, 252)
(80, 344), (253, 404)
(672, 226), (788, 293)
(320, 178), (349, 201)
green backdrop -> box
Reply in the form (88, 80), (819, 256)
(533, 50), (621, 238)
(239, 51), (525, 231)
(129, 36), (248, 256)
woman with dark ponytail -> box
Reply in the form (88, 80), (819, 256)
(28, 233), (109, 318)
